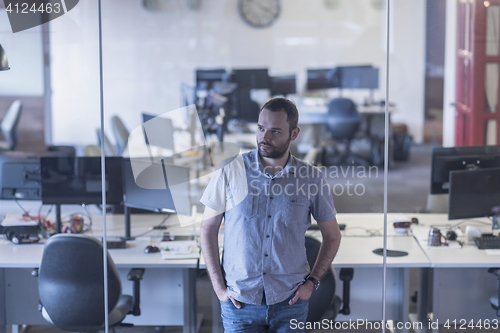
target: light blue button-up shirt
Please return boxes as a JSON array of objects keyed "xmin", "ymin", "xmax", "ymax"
[{"xmin": 201, "ymin": 149, "xmax": 336, "ymax": 305}]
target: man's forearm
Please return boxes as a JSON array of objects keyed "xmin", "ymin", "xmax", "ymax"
[
  {"xmin": 310, "ymin": 219, "xmax": 342, "ymax": 280},
  {"xmin": 200, "ymin": 218, "xmax": 227, "ymax": 296},
  {"xmin": 310, "ymin": 234, "xmax": 341, "ymax": 280}
]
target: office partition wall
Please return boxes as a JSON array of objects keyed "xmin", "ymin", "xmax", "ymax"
[{"xmin": 3, "ymin": 0, "xmax": 492, "ymax": 332}]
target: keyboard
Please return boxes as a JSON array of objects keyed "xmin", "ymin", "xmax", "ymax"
[{"xmin": 475, "ymin": 236, "xmax": 500, "ymax": 249}]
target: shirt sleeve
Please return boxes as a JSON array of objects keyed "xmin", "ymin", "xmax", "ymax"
[
  {"xmin": 311, "ymin": 175, "xmax": 336, "ymax": 223},
  {"xmin": 200, "ymin": 167, "xmax": 227, "ymax": 213}
]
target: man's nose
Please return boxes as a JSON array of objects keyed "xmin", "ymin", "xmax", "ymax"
[{"xmin": 262, "ymin": 130, "xmax": 272, "ymax": 141}]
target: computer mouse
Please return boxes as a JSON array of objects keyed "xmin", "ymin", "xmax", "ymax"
[
  {"xmin": 144, "ymin": 245, "xmax": 160, "ymax": 253},
  {"xmin": 446, "ymin": 230, "xmax": 458, "ymax": 241}
]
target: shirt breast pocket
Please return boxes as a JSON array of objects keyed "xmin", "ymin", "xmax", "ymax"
[
  {"xmin": 245, "ymin": 190, "xmax": 260, "ymax": 218},
  {"xmin": 283, "ymin": 196, "xmax": 309, "ymax": 224}
]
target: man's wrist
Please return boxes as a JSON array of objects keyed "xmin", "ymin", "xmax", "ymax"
[{"xmin": 305, "ymin": 274, "xmax": 320, "ymax": 290}]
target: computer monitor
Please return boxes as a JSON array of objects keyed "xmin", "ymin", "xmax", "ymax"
[
  {"xmin": 306, "ymin": 68, "xmax": 339, "ymax": 90},
  {"xmin": 430, "ymin": 145, "xmax": 500, "ymax": 194},
  {"xmin": 448, "ymin": 167, "xmax": 500, "ymax": 220},
  {"xmin": 0, "ymin": 151, "xmax": 71, "ymax": 200},
  {"xmin": 270, "ymin": 74, "xmax": 296, "ymax": 96},
  {"xmin": 122, "ymin": 158, "xmax": 190, "ymax": 215},
  {"xmin": 231, "ymin": 68, "xmax": 271, "ymax": 89},
  {"xmin": 338, "ymin": 65, "xmax": 379, "ymax": 89},
  {"xmin": 195, "ymin": 68, "xmax": 227, "ymax": 90},
  {"xmin": 40, "ymin": 157, "xmax": 123, "ymax": 205}
]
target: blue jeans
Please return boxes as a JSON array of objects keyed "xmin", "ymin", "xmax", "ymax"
[{"xmin": 220, "ymin": 293, "xmax": 309, "ymax": 333}]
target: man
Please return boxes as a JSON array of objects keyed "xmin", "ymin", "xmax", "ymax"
[{"xmin": 200, "ymin": 97, "xmax": 341, "ymax": 332}]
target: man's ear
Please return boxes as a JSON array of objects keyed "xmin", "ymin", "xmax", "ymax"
[{"xmin": 291, "ymin": 127, "xmax": 300, "ymax": 141}]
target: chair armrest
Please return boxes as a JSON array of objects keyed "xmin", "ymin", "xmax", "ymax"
[
  {"xmin": 127, "ymin": 268, "xmax": 145, "ymax": 281},
  {"xmin": 127, "ymin": 268, "xmax": 145, "ymax": 316},
  {"xmin": 488, "ymin": 268, "xmax": 500, "ymax": 279}
]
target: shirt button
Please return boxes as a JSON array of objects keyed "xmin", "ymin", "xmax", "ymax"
[
  {"xmin": 268, "ymin": 215, "xmax": 271, "ymax": 218},
  {"xmin": 265, "ymin": 254, "xmax": 269, "ymax": 257},
  {"xmin": 266, "ymin": 235, "xmax": 270, "ymax": 238},
  {"xmin": 263, "ymin": 272, "xmax": 267, "ymax": 275},
  {"xmin": 270, "ymin": 197, "xmax": 273, "ymax": 200}
]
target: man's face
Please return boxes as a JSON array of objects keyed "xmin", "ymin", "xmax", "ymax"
[{"xmin": 257, "ymin": 108, "xmax": 299, "ymax": 159}]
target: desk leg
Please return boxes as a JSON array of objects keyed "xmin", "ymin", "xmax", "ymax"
[
  {"xmin": 398, "ymin": 268, "xmax": 411, "ymax": 333},
  {"xmin": 0, "ymin": 269, "xmax": 5, "ymax": 329},
  {"xmin": 417, "ymin": 268, "xmax": 431, "ymax": 333},
  {"xmin": 183, "ymin": 269, "xmax": 197, "ymax": 333}
]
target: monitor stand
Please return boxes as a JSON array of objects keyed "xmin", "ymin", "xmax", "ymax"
[
  {"xmin": 124, "ymin": 205, "xmax": 134, "ymax": 240},
  {"xmin": 55, "ymin": 204, "xmax": 62, "ymax": 233}
]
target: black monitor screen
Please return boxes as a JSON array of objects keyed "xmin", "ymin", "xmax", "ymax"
[
  {"xmin": 306, "ymin": 68, "xmax": 339, "ymax": 90},
  {"xmin": 448, "ymin": 167, "xmax": 500, "ymax": 220},
  {"xmin": 270, "ymin": 75, "xmax": 296, "ymax": 96},
  {"xmin": 122, "ymin": 158, "xmax": 191, "ymax": 215},
  {"xmin": 231, "ymin": 68, "xmax": 270, "ymax": 89},
  {"xmin": 40, "ymin": 157, "xmax": 123, "ymax": 205},
  {"xmin": 430, "ymin": 145, "xmax": 500, "ymax": 194},
  {"xmin": 196, "ymin": 68, "xmax": 227, "ymax": 90},
  {"xmin": 339, "ymin": 66, "xmax": 379, "ymax": 89}
]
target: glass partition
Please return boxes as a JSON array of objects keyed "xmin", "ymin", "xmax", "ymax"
[{"xmin": 9, "ymin": 0, "xmax": 494, "ymax": 332}]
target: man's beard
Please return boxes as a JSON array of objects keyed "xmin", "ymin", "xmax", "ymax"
[{"xmin": 258, "ymin": 137, "xmax": 291, "ymax": 159}]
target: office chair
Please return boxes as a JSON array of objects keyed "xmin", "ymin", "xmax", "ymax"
[
  {"xmin": 111, "ymin": 115, "xmax": 130, "ymax": 156},
  {"xmin": 324, "ymin": 98, "xmax": 368, "ymax": 166},
  {"xmin": 488, "ymin": 268, "xmax": 500, "ymax": 317},
  {"xmin": 36, "ymin": 234, "xmax": 144, "ymax": 332},
  {"xmin": 0, "ymin": 100, "xmax": 22, "ymax": 151},
  {"xmin": 305, "ymin": 236, "xmax": 353, "ymax": 323},
  {"xmin": 96, "ymin": 129, "xmax": 118, "ymax": 156}
]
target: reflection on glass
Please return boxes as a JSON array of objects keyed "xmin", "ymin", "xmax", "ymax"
[
  {"xmin": 486, "ymin": 6, "xmax": 500, "ymax": 56},
  {"xmin": 485, "ymin": 63, "xmax": 498, "ymax": 112},
  {"xmin": 462, "ymin": 58, "xmax": 469, "ymax": 105},
  {"xmin": 486, "ymin": 119, "xmax": 498, "ymax": 145}
]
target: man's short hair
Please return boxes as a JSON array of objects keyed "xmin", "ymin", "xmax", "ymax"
[{"xmin": 260, "ymin": 98, "xmax": 299, "ymax": 133}]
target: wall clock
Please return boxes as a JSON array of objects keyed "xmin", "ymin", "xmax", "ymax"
[{"xmin": 238, "ymin": 0, "xmax": 281, "ymax": 28}]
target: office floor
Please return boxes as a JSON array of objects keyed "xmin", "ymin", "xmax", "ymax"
[{"xmin": 2, "ymin": 144, "xmax": 468, "ymax": 333}]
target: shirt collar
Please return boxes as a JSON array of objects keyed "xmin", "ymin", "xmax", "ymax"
[{"xmin": 252, "ymin": 148, "xmax": 296, "ymax": 177}]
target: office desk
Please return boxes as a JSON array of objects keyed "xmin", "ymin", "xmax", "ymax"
[
  {"xmin": 210, "ymin": 213, "xmax": 430, "ymax": 333},
  {"xmin": 311, "ymin": 232, "xmax": 430, "ymax": 328},
  {"xmin": 0, "ymin": 213, "xmax": 202, "ymax": 333},
  {"xmin": 410, "ymin": 220, "xmax": 500, "ymax": 331}
]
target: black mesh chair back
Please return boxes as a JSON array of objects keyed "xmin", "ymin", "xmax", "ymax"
[
  {"xmin": 38, "ymin": 234, "xmax": 122, "ymax": 332},
  {"xmin": 326, "ymin": 97, "xmax": 361, "ymax": 141},
  {"xmin": 305, "ymin": 236, "xmax": 337, "ymax": 323},
  {"xmin": 0, "ymin": 100, "xmax": 22, "ymax": 150}
]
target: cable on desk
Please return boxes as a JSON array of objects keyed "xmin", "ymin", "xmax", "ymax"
[{"xmin": 14, "ymin": 199, "xmax": 39, "ymax": 222}]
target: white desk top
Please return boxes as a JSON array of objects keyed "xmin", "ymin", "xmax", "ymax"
[
  {"xmin": 412, "ymin": 224, "xmax": 500, "ymax": 268},
  {"xmin": 2, "ymin": 212, "xmax": 495, "ymax": 269},
  {"xmin": 0, "ymin": 213, "xmax": 201, "ymax": 269}
]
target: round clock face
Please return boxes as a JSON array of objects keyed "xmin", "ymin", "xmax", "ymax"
[{"xmin": 238, "ymin": 0, "xmax": 281, "ymax": 28}]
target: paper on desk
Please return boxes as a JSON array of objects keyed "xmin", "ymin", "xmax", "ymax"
[
  {"xmin": 159, "ymin": 240, "xmax": 199, "ymax": 260},
  {"xmin": 485, "ymin": 249, "xmax": 500, "ymax": 255},
  {"xmin": 0, "ymin": 214, "xmax": 38, "ymax": 226}
]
